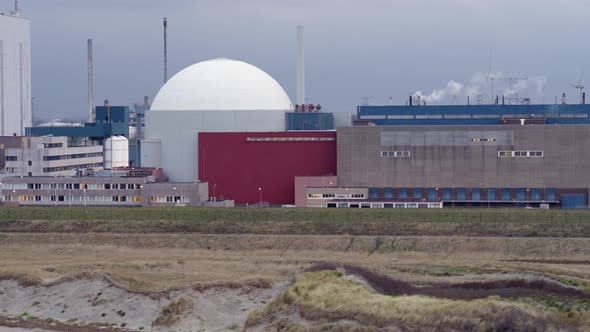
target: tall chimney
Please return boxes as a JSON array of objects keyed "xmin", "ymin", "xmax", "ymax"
[
  {"xmin": 296, "ymin": 25, "xmax": 305, "ymax": 106},
  {"xmin": 163, "ymin": 17, "xmax": 168, "ymax": 83},
  {"xmin": 87, "ymin": 39, "xmax": 94, "ymax": 123},
  {"xmin": 583, "ymin": 92, "xmax": 586, "ymax": 105},
  {"xmin": 14, "ymin": 0, "xmax": 21, "ymax": 16}
]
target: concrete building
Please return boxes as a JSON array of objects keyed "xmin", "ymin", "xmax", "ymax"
[
  {"xmin": 2, "ymin": 168, "xmax": 208, "ymax": 207},
  {"xmin": 336, "ymin": 124, "xmax": 590, "ymax": 208},
  {"xmin": 4, "ymin": 136, "xmax": 103, "ymax": 176},
  {"xmin": 143, "ymin": 58, "xmax": 292, "ymax": 182},
  {"xmin": 0, "ymin": 11, "xmax": 32, "ymax": 135}
]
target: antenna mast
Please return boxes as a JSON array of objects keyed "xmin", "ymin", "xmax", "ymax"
[{"xmin": 163, "ymin": 17, "xmax": 168, "ymax": 83}]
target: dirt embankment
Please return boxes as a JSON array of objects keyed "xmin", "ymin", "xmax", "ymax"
[
  {"xmin": 1, "ymin": 219, "xmax": 589, "ymax": 237},
  {"xmin": 1, "ymin": 232, "xmax": 590, "ymax": 258},
  {"xmin": 0, "ymin": 275, "xmax": 286, "ymax": 332}
]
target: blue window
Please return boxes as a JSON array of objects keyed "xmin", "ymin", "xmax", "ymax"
[
  {"xmin": 471, "ymin": 188, "xmax": 480, "ymax": 201},
  {"xmin": 412, "ymin": 188, "xmax": 422, "ymax": 200},
  {"xmin": 516, "ymin": 188, "xmax": 525, "ymax": 201},
  {"xmin": 384, "ymin": 188, "xmax": 394, "ymax": 199},
  {"xmin": 501, "ymin": 188, "xmax": 511, "ymax": 201},
  {"xmin": 546, "ymin": 189, "xmax": 556, "ymax": 201},
  {"xmin": 487, "ymin": 188, "xmax": 496, "ymax": 201},
  {"xmin": 442, "ymin": 188, "xmax": 452, "ymax": 201},
  {"xmin": 456, "ymin": 188, "xmax": 466, "ymax": 201},
  {"xmin": 427, "ymin": 188, "xmax": 437, "ymax": 201},
  {"xmin": 531, "ymin": 189, "xmax": 541, "ymax": 201},
  {"xmin": 398, "ymin": 188, "xmax": 408, "ymax": 200},
  {"xmin": 369, "ymin": 188, "xmax": 379, "ymax": 199}
]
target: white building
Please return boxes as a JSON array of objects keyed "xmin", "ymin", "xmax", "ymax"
[
  {"xmin": 0, "ymin": 10, "xmax": 32, "ymax": 135},
  {"xmin": 142, "ymin": 58, "xmax": 292, "ymax": 182},
  {"xmin": 5, "ymin": 136, "xmax": 103, "ymax": 176}
]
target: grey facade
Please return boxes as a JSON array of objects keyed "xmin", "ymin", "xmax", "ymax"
[{"xmin": 337, "ymin": 125, "xmax": 590, "ymax": 207}]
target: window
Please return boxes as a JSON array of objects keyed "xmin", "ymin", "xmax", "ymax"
[
  {"xmin": 498, "ymin": 150, "xmax": 543, "ymax": 158},
  {"xmin": 380, "ymin": 151, "xmax": 410, "ymax": 158},
  {"xmin": 28, "ymin": 161, "xmax": 32, "ymax": 166},
  {"xmin": 5, "ymin": 156, "xmax": 17, "ymax": 161}
]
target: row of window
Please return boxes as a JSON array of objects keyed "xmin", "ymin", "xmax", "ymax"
[
  {"xmin": 43, "ymin": 143, "xmax": 64, "ymax": 148},
  {"xmin": 498, "ymin": 150, "xmax": 543, "ymax": 157},
  {"xmin": 43, "ymin": 152, "xmax": 103, "ymax": 161},
  {"xmin": 307, "ymin": 193, "xmax": 365, "ymax": 199},
  {"xmin": 365, "ymin": 113, "xmax": 589, "ymax": 120},
  {"xmin": 4, "ymin": 183, "xmax": 144, "ymax": 190},
  {"xmin": 5, "ymin": 156, "xmax": 17, "ymax": 161},
  {"xmin": 149, "ymin": 195, "xmax": 190, "ymax": 203},
  {"xmin": 366, "ymin": 187, "xmax": 556, "ymax": 202},
  {"xmin": 325, "ymin": 202, "xmax": 442, "ymax": 209},
  {"xmin": 43, "ymin": 163, "xmax": 103, "ymax": 173},
  {"xmin": 5, "ymin": 195, "xmax": 141, "ymax": 203},
  {"xmin": 378, "ymin": 150, "xmax": 543, "ymax": 158},
  {"xmin": 380, "ymin": 151, "xmax": 411, "ymax": 158}
]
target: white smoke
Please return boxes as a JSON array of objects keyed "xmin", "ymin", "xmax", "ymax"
[
  {"xmin": 413, "ymin": 80, "xmax": 464, "ymax": 103},
  {"xmin": 412, "ymin": 71, "xmax": 547, "ymax": 104}
]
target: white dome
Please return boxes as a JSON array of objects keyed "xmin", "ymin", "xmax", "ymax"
[{"xmin": 151, "ymin": 58, "xmax": 292, "ymax": 111}]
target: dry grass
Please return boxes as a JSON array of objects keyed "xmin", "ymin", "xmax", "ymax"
[
  {"xmin": 153, "ymin": 297, "xmax": 193, "ymax": 326},
  {"xmin": 247, "ymin": 271, "xmax": 590, "ymax": 331},
  {"xmin": 0, "ymin": 233, "xmax": 589, "ymax": 293}
]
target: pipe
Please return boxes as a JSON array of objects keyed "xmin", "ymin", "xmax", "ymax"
[
  {"xmin": 296, "ymin": 25, "xmax": 305, "ymax": 106},
  {"xmin": 87, "ymin": 39, "xmax": 93, "ymax": 123},
  {"xmin": 163, "ymin": 18, "xmax": 168, "ymax": 83}
]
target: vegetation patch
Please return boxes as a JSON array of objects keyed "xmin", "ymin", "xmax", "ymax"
[
  {"xmin": 247, "ymin": 270, "xmax": 587, "ymax": 331},
  {"xmin": 153, "ymin": 297, "xmax": 193, "ymax": 326}
]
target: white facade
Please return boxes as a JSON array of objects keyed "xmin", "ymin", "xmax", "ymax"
[
  {"xmin": 144, "ymin": 59, "xmax": 291, "ymax": 182},
  {"xmin": 0, "ymin": 13, "xmax": 31, "ymax": 135},
  {"xmin": 4, "ymin": 136, "xmax": 103, "ymax": 176},
  {"xmin": 104, "ymin": 135, "xmax": 129, "ymax": 169}
]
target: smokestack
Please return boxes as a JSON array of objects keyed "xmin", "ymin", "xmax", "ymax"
[
  {"xmin": 467, "ymin": 96, "xmax": 470, "ymax": 105},
  {"xmin": 163, "ymin": 18, "xmax": 168, "ymax": 83},
  {"xmin": 409, "ymin": 95, "xmax": 413, "ymax": 106},
  {"xmin": 562, "ymin": 93, "xmax": 566, "ymax": 105},
  {"xmin": 13, "ymin": 0, "xmax": 21, "ymax": 16},
  {"xmin": 583, "ymin": 92, "xmax": 586, "ymax": 105},
  {"xmin": 296, "ymin": 25, "xmax": 305, "ymax": 106},
  {"xmin": 87, "ymin": 39, "xmax": 94, "ymax": 123}
]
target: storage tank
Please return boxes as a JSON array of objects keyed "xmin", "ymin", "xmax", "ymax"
[{"xmin": 104, "ymin": 136, "xmax": 129, "ymax": 169}]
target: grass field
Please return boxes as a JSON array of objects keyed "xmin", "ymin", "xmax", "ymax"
[
  {"xmin": 0, "ymin": 206, "xmax": 590, "ymax": 223},
  {"xmin": 0, "ymin": 206, "xmax": 589, "ymax": 237}
]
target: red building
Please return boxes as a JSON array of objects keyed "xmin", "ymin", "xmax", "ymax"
[{"xmin": 198, "ymin": 132, "xmax": 337, "ymax": 204}]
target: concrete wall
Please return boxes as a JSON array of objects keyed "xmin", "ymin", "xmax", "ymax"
[
  {"xmin": 337, "ymin": 125, "xmax": 590, "ymax": 189},
  {"xmin": 0, "ymin": 14, "xmax": 31, "ymax": 135},
  {"xmin": 144, "ymin": 110, "xmax": 285, "ymax": 182},
  {"xmin": 294, "ymin": 175, "xmax": 337, "ymax": 207}
]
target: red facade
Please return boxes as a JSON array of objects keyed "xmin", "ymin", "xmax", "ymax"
[{"xmin": 198, "ymin": 132, "xmax": 337, "ymax": 205}]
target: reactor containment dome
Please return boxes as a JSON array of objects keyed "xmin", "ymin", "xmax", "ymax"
[{"xmin": 151, "ymin": 58, "xmax": 292, "ymax": 111}]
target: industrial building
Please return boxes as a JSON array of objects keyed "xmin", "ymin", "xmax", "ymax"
[
  {"xmin": 198, "ymin": 131, "xmax": 336, "ymax": 204},
  {"xmin": 2, "ymin": 167, "xmax": 208, "ymax": 207},
  {"xmin": 0, "ymin": 7, "xmax": 32, "ymax": 136},
  {"xmin": 4, "ymin": 136, "xmax": 103, "ymax": 176}
]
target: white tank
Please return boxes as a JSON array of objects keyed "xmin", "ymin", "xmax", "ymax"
[{"xmin": 104, "ymin": 136, "xmax": 129, "ymax": 169}]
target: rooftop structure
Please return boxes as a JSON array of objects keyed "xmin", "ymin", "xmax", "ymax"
[{"xmin": 357, "ymin": 104, "xmax": 590, "ymax": 126}]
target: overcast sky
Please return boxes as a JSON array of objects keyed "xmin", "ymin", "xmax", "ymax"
[{"xmin": 5, "ymin": 0, "xmax": 590, "ymax": 120}]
